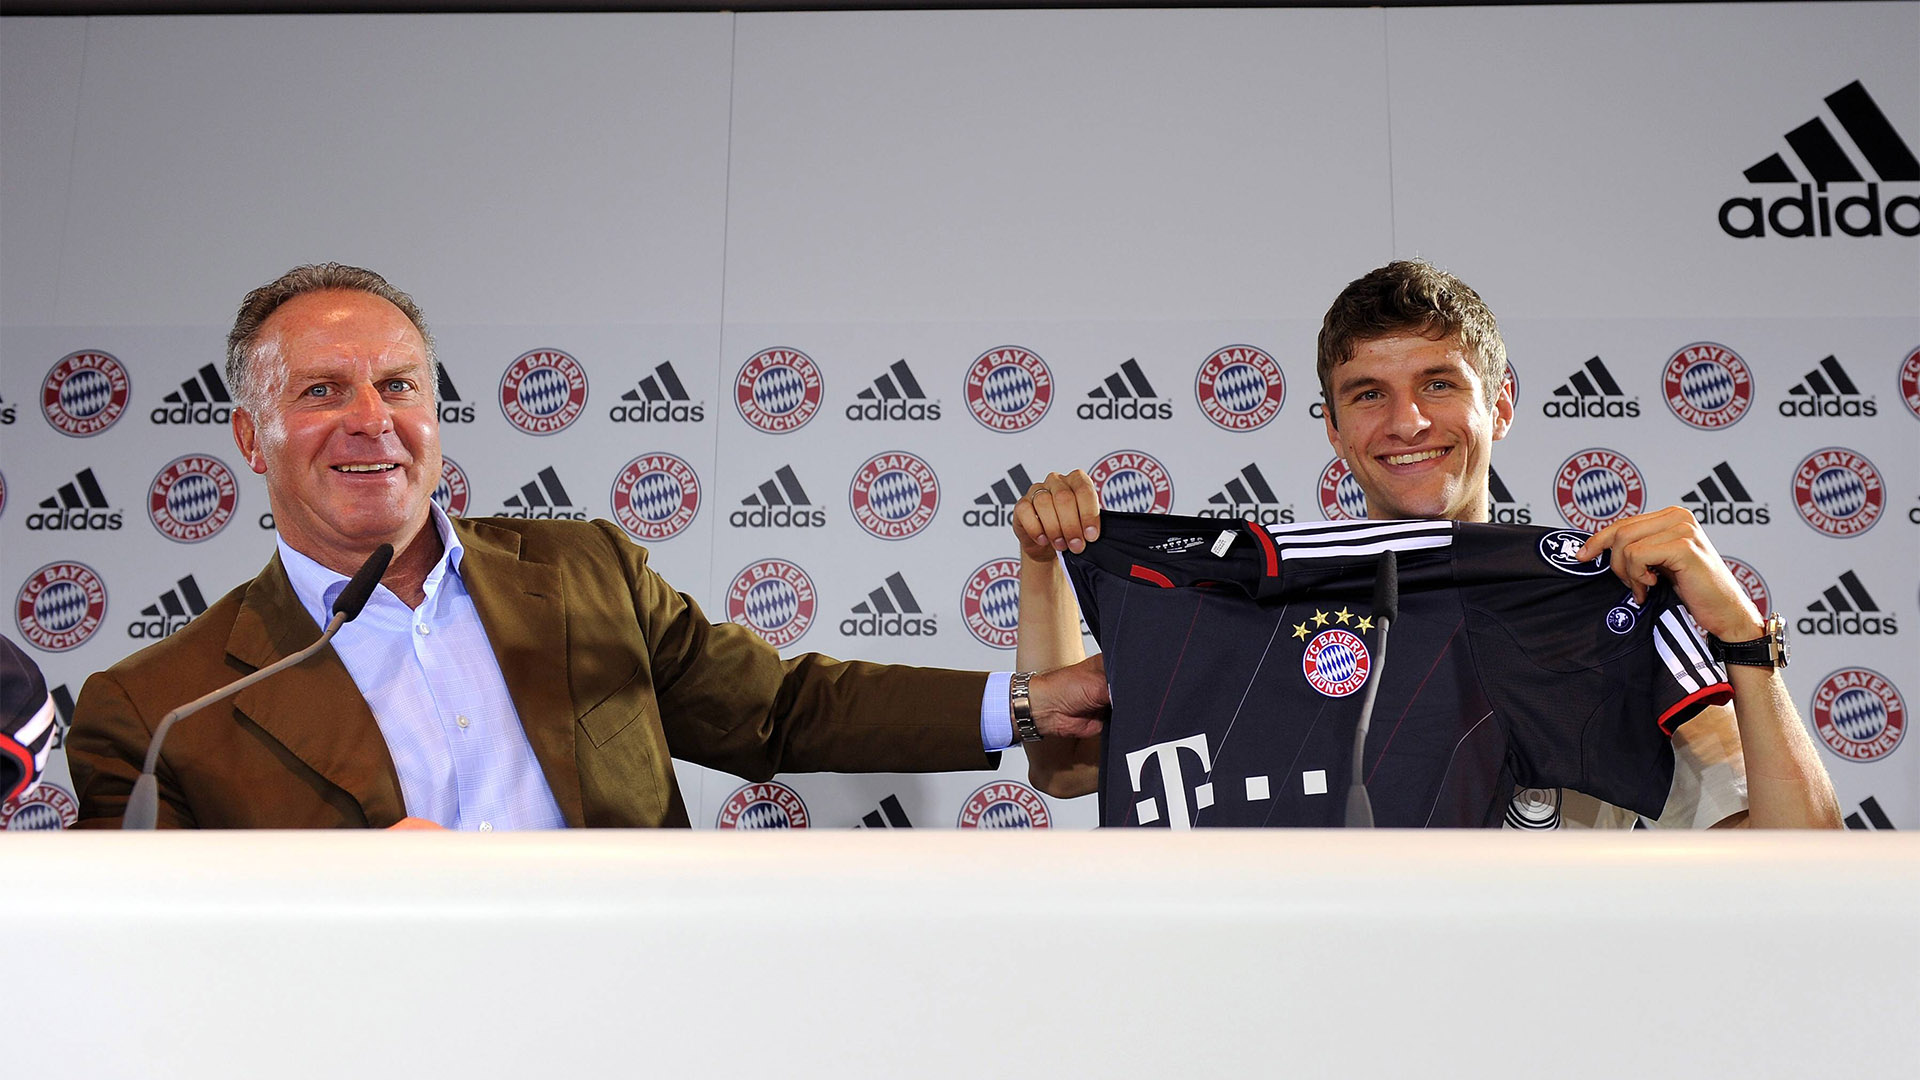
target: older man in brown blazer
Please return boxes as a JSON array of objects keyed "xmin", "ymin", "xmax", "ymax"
[{"xmin": 68, "ymin": 264, "xmax": 1107, "ymax": 829}]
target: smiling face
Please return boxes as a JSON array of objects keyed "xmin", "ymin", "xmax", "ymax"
[
  {"xmin": 1322, "ymin": 332, "xmax": 1513, "ymax": 523},
  {"xmin": 232, "ymin": 289, "xmax": 441, "ymax": 572}
]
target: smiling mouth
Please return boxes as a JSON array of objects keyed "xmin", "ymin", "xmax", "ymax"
[
  {"xmin": 1382, "ymin": 448, "xmax": 1450, "ymax": 466},
  {"xmin": 333, "ymin": 463, "xmax": 399, "ymax": 473}
]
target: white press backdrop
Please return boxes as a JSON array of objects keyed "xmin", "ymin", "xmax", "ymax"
[{"xmin": 1, "ymin": 3, "xmax": 1914, "ymax": 831}]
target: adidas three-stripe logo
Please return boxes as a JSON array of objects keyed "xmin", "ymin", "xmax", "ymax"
[
  {"xmin": 27, "ymin": 468, "xmax": 122, "ymax": 531},
  {"xmin": 1543, "ymin": 357, "xmax": 1639, "ymax": 418},
  {"xmin": 611, "ymin": 362, "xmax": 704, "ymax": 423},
  {"xmin": 857, "ymin": 794, "xmax": 913, "ymax": 829},
  {"xmin": 964, "ymin": 465, "xmax": 1035, "ymax": 528},
  {"xmin": 1745, "ymin": 81, "xmax": 1918, "ymax": 185},
  {"xmin": 129, "ymin": 575, "xmax": 209, "ymax": 638},
  {"xmin": 1079, "ymin": 359, "xmax": 1172, "ymax": 420},
  {"xmin": 1800, "ymin": 570, "xmax": 1897, "ymax": 636},
  {"xmin": 1199, "ymin": 464, "xmax": 1294, "ymax": 526},
  {"xmin": 842, "ymin": 572, "xmax": 937, "ymax": 636},
  {"xmin": 499, "ymin": 467, "xmax": 587, "ymax": 519},
  {"xmin": 1682, "ymin": 462, "xmax": 1769, "ymax": 525},
  {"xmin": 852, "ymin": 573, "xmax": 923, "ymax": 616},
  {"xmin": 151, "ymin": 364, "xmax": 233, "ymax": 424},
  {"xmin": 1780, "ymin": 355, "xmax": 1877, "ymax": 417},
  {"xmin": 1722, "ymin": 80, "xmax": 1919, "ymax": 238},
  {"xmin": 1485, "ymin": 468, "xmax": 1532, "ymax": 524},
  {"xmin": 1844, "ymin": 797, "xmax": 1895, "ymax": 831},
  {"xmin": 38, "ymin": 468, "xmax": 110, "ymax": 511},
  {"xmin": 848, "ymin": 360, "xmax": 939, "ymax": 421},
  {"xmin": 732, "ymin": 466, "xmax": 825, "ymax": 528}
]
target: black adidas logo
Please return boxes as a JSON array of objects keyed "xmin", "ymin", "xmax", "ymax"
[
  {"xmin": 151, "ymin": 364, "xmax": 234, "ymax": 425},
  {"xmin": 1799, "ymin": 570, "xmax": 1897, "ymax": 636},
  {"xmin": 1844, "ymin": 796, "xmax": 1895, "ymax": 831},
  {"xmin": 841, "ymin": 572, "xmax": 937, "ymax": 637},
  {"xmin": 856, "ymin": 794, "xmax": 913, "ymax": 829},
  {"xmin": 1721, "ymin": 80, "xmax": 1920, "ymax": 238},
  {"xmin": 965, "ymin": 464, "xmax": 1035, "ymax": 528},
  {"xmin": 28, "ymin": 468, "xmax": 122, "ymax": 531},
  {"xmin": 1486, "ymin": 467, "xmax": 1532, "ymax": 525},
  {"xmin": 1197, "ymin": 463, "xmax": 1295, "ymax": 525},
  {"xmin": 1779, "ymin": 355, "xmax": 1877, "ymax": 417},
  {"xmin": 1543, "ymin": 357, "xmax": 1639, "ymax": 419},
  {"xmin": 610, "ymin": 362, "xmax": 704, "ymax": 423},
  {"xmin": 128, "ymin": 575, "xmax": 210, "ymax": 639},
  {"xmin": 731, "ymin": 465, "xmax": 825, "ymax": 528},
  {"xmin": 498, "ymin": 467, "xmax": 586, "ymax": 520},
  {"xmin": 1681, "ymin": 462, "xmax": 1769, "ymax": 526},
  {"xmin": 1078, "ymin": 358, "xmax": 1171, "ymax": 421},
  {"xmin": 435, "ymin": 368, "xmax": 476, "ymax": 423},
  {"xmin": 846, "ymin": 359, "xmax": 939, "ymax": 421}
]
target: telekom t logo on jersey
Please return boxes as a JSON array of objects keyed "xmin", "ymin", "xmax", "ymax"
[{"xmin": 1125, "ymin": 734, "xmax": 1214, "ymax": 828}]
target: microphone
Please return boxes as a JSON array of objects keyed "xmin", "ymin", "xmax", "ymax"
[
  {"xmin": 122, "ymin": 543, "xmax": 393, "ymax": 829},
  {"xmin": 1345, "ymin": 550, "xmax": 1398, "ymax": 828}
]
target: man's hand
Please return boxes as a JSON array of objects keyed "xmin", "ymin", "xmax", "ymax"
[
  {"xmin": 1013, "ymin": 470, "xmax": 1102, "ymax": 561},
  {"xmin": 1576, "ymin": 506, "xmax": 1764, "ymax": 642},
  {"xmin": 1026, "ymin": 654, "xmax": 1110, "ymax": 740}
]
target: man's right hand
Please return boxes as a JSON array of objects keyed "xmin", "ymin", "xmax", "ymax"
[{"xmin": 1012, "ymin": 469, "xmax": 1103, "ymax": 560}]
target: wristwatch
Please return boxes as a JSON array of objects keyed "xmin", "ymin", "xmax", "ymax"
[
  {"xmin": 1010, "ymin": 671, "xmax": 1041, "ymax": 743},
  {"xmin": 1707, "ymin": 612, "xmax": 1790, "ymax": 670}
]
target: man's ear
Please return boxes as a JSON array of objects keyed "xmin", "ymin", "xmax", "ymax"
[
  {"xmin": 1490, "ymin": 374, "xmax": 1514, "ymax": 443},
  {"xmin": 1322, "ymin": 399, "xmax": 1341, "ymax": 450},
  {"xmin": 233, "ymin": 407, "xmax": 267, "ymax": 474}
]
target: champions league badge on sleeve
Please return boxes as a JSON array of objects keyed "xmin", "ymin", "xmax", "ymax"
[
  {"xmin": 726, "ymin": 559, "xmax": 816, "ymax": 648},
  {"xmin": 41, "ymin": 351, "xmax": 131, "ymax": 437},
  {"xmin": 1318, "ymin": 458, "xmax": 1368, "ymax": 521},
  {"xmin": 16, "ymin": 562, "xmax": 107, "ymax": 653},
  {"xmin": 957, "ymin": 780, "xmax": 1052, "ymax": 828},
  {"xmin": 716, "ymin": 781, "xmax": 810, "ymax": 829},
  {"xmin": 848, "ymin": 451, "xmax": 939, "ymax": 540},
  {"xmin": 1089, "ymin": 450, "xmax": 1174, "ymax": 515},
  {"xmin": 1, "ymin": 781, "xmax": 79, "ymax": 830},
  {"xmin": 964, "ymin": 346, "xmax": 1052, "ymax": 432},
  {"xmin": 498, "ymin": 348, "xmax": 588, "ymax": 435},
  {"xmin": 1194, "ymin": 345, "xmax": 1285, "ymax": 431},
  {"xmin": 961, "ymin": 558, "xmax": 1021, "ymax": 649},
  {"xmin": 1555, "ymin": 449, "xmax": 1646, "ymax": 532},
  {"xmin": 1811, "ymin": 668, "xmax": 1906, "ymax": 763},
  {"xmin": 610, "ymin": 452, "xmax": 701, "ymax": 542},
  {"xmin": 147, "ymin": 455, "xmax": 238, "ymax": 543},
  {"xmin": 433, "ymin": 456, "xmax": 471, "ymax": 516},
  {"xmin": 1792, "ymin": 448, "xmax": 1884, "ymax": 537},
  {"xmin": 1538, "ymin": 529, "xmax": 1609, "ymax": 575},
  {"xmin": 735, "ymin": 347, "xmax": 823, "ymax": 434},
  {"xmin": 1663, "ymin": 343, "xmax": 1753, "ymax": 430}
]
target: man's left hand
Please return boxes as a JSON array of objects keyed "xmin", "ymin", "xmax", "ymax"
[
  {"xmin": 1027, "ymin": 654, "xmax": 1110, "ymax": 740},
  {"xmin": 1577, "ymin": 506, "xmax": 1763, "ymax": 641}
]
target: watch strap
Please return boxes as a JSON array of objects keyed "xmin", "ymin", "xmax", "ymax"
[{"xmin": 1011, "ymin": 671, "xmax": 1041, "ymax": 743}]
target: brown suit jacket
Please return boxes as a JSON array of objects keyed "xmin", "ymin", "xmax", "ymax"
[{"xmin": 68, "ymin": 517, "xmax": 993, "ymax": 828}]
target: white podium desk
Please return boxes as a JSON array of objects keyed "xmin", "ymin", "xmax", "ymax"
[{"xmin": 7, "ymin": 830, "xmax": 1916, "ymax": 1079}]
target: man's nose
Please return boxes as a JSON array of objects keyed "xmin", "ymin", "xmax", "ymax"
[
  {"xmin": 340, "ymin": 383, "xmax": 394, "ymax": 434},
  {"xmin": 1384, "ymin": 394, "xmax": 1431, "ymax": 436}
]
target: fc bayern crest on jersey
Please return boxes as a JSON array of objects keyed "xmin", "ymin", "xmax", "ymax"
[
  {"xmin": 735, "ymin": 347, "xmax": 824, "ymax": 434},
  {"xmin": 611, "ymin": 452, "xmax": 701, "ymax": 542},
  {"xmin": 964, "ymin": 346, "xmax": 1052, "ymax": 432},
  {"xmin": 433, "ymin": 456, "xmax": 471, "ymax": 517},
  {"xmin": 716, "ymin": 781, "xmax": 811, "ymax": 829},
  {"xmin": 1, "ymin": 782, "xmax": 79, "ymax": 830},
  {"xmin": 957, "ymin": 780, "xmax": 1052, "ymax": 828},
  {"xmin": 16, "ymin": 561, "xmax": 107, "ymax": 653},
  {"xmin": 1811, "ymin": 668, "xmax": 1906, "ymax": 763},
  {"xmin": 42, "ymin": 351, "xmax": 131, "ymax": 437},
  {"xmin": 1792, "ymin": 447, "xmax": 1884, "ymax": 538},
  {"xmin": 1663, "ymin": 343, "xmax": 1753, "ymax": 430},
  {"xmin": 498, "ymin": 348, "xmax": 588, "ymax": 435},
  {"xmin": 849, "ymin": 451, "xmax": 939, "ymax": 540},
  {"xmin": 1901, "ymin": 347, "xmax": 1920, "ymax": 420},
  {"xmin": 1302, "ymin": 628, "xmax": 1370, "ymax": 697},
  {"xmin": 1554, "ymin": 448, "xmax": 1645, "ymax": 531},
  {"xmin": 726, "ymin": 559, "xmax": 816, "ymax": 648},
  {"xmin": 1194, "ymin": 345, "xmax": 1284, "ymax": 431},
  {"xmin": 1538, "ymin": 529, "xmax": 1609, "ymax": 575},
  {"xmin": 1318, "ymin": 458, "xmax": 1368, "ymax": 521},
  {"xmin": 147, "ymin": 454, "xmax": 238, "ymax": 543},
  {"xmin": 962, "ymin": 558, "xmax": 1021, "ymax": 649},
  {"xmin": 1723, "ymin": 557, "xmax": 1770, "ymax": 615},
  {"xmin": 1089, "ymin": 450, "xmax": 1174, "ymax": 515}
]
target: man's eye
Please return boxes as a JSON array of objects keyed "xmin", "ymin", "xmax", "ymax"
[
  {"xmin": 386, "ymin": 380, "xmax": 414, "ymax": 393},
  {"xmin": 303, "ymin": 384, "xmax": 331, "ymax": 397}
]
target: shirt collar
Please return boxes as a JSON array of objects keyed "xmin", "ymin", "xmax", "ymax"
[{"xmin": 277, "ymin": 503, "xmax": 464, "ymax": 630}]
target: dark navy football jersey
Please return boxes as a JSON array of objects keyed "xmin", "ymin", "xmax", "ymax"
[{"xmin": 1064, "ymin": 514, "xmax": 1732, "ymax": 829}]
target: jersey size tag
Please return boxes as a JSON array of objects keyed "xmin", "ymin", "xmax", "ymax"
[{"xmin": 1210, "ymin": 530, "xmax": 1237, "ymax": 557}]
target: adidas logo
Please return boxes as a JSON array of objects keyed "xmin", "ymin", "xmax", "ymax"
[
  {"xmin": 1197, "ymin": 463, "xmax": 1295, "ymax": 525},
  {"xmin": 1844, "ymin": 796, "xmax": 1895, "ymax": 831},
  {"xmin": 964, "ymin": 464, "xmax": 1035, "ymax": 528},
  {"xmin": 28, "ymin": 468, "xmax": 122, "ymax": 531},
  {"xmin": 1681, "ymin": 462, "xmax": 1770, "ymax": 525},
  {"xmin": 846, "ymin": 360, "xmax": 939, "ymax": 421},
  {"xmin": 609, "ymin": 362, "xmax": 704, "ymax": 423},
  {"xmin": 731, "ymin": 465, "xmax": 825, "ymax": 528},
  {"xmin": 434, "ymin": 368, "xmax": 476, "ymax": 423},
  {"xmin": 1799, "ymin": 570, "xmax": 1898, "ymax": 636},
  {"xmin": 128, "ymin": 574, "xmax": 209, "ymax": 639},
  {"xmin": 840, "ymin": 572, "xmax": 938, "ymax": 637},
  {"xmin": 498, "ymin": 467, "xmax": 587, "ymax": 520},
  {"xmin": 1779, "ymin": 355, "xmax": 1876, "ymax": 417},
  {"xmin": 1543, "ymin": 357, "xmax": 1639, "ymax": 418},
  {"xmin": 1486, "ymin": 467, "xmax": 1532, "ymax": 525},
  {"xmin": 1720, "ymin": 80, "xmax": 1920, "ymax": 238},
  {"xmin": 1078, "ymin": 358, "xmax": 1172, "ymax": 421},
  {"xmin": 856, "ymin": 794, "xmax": 913, "ymax": 829},
  {"xmin": 150, "ymin": 364, "xmax": 234, "ymax": 424}
]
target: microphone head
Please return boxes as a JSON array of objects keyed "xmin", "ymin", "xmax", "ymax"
[
  {"xmin": 331, "ymin": 543, "xmax": 395, "ymax": 622},
  {"xmin": 1371, "ymin": 549, "xmax": 1399, "ymax": 624}
]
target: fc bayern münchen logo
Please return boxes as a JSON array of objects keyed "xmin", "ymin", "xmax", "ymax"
[
  {"xmin": 716, "ymin": 781, "xmax": 811, "ymax": 829},
  {"xmin": 498, "ymin": 348, "xmax": 588, "ymax": 435},
  {"xmin": 735, "ymin": 347, "xmax": 823, "ymax": 434},
  {"xmin": 1318, "ymin": 458, "xmax": 1368, "ymax": 521},
  {"xmin": 1901, "ymin": 346, "xmax": 1920, "ymax": 420},
  {"xmin": 1089, "ymin": 450, "xmax": 1174, "ymax": 515},
  {"xmin": 16, "ymin": 561, "xmax": 107, "ymax": 653},
  {"xmin": 1811, "ymin": 668, "xmax": 1906, "ymax": 763},
  {"xmin": 0, "ymin": 782, "xmax": 79, "ymax": 830},
  {"xmin": 957, "ymin": 780, "xmax": 1052, "ymax": 828},
  {"xmin": 1554, "ymin": 448, "xmax": 1646, "ymax": 531},
  {"xmin": 961, "ymin": 558, "xmax": 1021, "ymax": 649},
  {"xmin": 42, "ymin": 351, "xmax": 131, "ymax": 437},
  {"xmin": 1663, "ymin": 343, "xmax": 1753, "ymax": 430},
  {"xmin": 148, "ymin": 454, "xmax": 238, "ymax": 543},
  {"xmin": 849, "ymin": 451, "xmax": 939, "ymax": 540},
  {"xmin": 1538, "ymin": 529, "xmax": 1609, "ymax": 575},
  {"xmin": 726, "ymin": 559, "xmax": 816, "ymax": 648},
  {"xmin": 433, "ymin": 456, "xmax": 471, "ymax": 517},
  {"xmin": 1303, "ymin": 628, "xmax": 1370, "ymax": 698},
  {"xmin": 611, "ymin": 452, "xmax": 701, "ymax": 542},
  {"xmin": 964, "ymin": 346, "xmax": 1052, "ymax": 432},
  {"xmin": 1791, "ymin": 447, "xmax": 1884, "ymax": 538},
  {"xmin": 1194, "ymin": 345, "xmax": 1284, "ymax": 431},
  {"xmin": 1723, "ymin": 557, "xmax": 1770, "ymax": 616}
]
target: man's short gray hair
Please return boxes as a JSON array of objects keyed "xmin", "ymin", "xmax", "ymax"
[{"xmin": 225, "ymin": 263, "xmax": 437, "ymax": 411}]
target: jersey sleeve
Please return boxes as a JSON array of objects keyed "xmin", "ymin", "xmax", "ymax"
[{"xmin": 1648, "ymin": 603, "xmax": 1734, "ymax": 735}]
